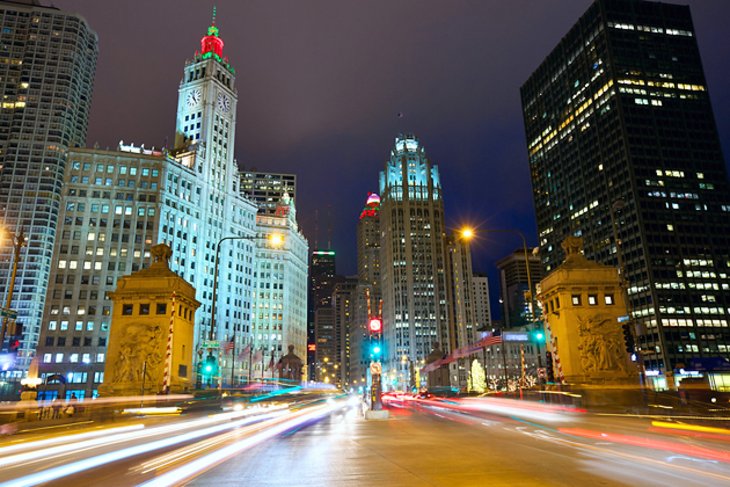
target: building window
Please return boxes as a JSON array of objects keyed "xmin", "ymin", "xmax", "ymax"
[
  {"xmin": 139, "ymin": 303, "xmax": 150, "ymax": 315},
  {"xmin": 156, "ymin": 303, "xmax": 167, "ymax": 315},
  {"xmin": 43, "ymin": 353, "xmax": 52, "ymax": 363},
  {"xmin": 122, "ymin": 304, "xmax": 133, "ymax": 315},
  {"xmin": 605, "ymin": 294, "xmax": 614, "ymax": 305},
  {"xmin": 571, "ymin": 294, "xmax": 581, "ymax": 306},
  {"xmin": 588, "ymin": 295, "xmax": 598, "ymax": 306}
]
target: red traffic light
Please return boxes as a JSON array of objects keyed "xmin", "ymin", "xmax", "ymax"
[{"xmin": 368, "ymin": 318, "xmax": 382, "ymax": 333}]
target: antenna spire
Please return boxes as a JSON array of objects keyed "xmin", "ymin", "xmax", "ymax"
[{"xmin": 212, "ymin": 5, "xmax": 217, "ymax": 25}]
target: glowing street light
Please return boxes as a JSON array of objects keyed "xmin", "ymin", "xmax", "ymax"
[{"xmin": 460, "ymin": 226, "xmax": 475, "ymax": 241}]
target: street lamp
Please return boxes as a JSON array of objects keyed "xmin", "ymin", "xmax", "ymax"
[
  {"xmin": 208, "ymin": 232, "xmax": 283, "ymax": 388},
  {"xmin": 1, "ymin": 228, "xmax": 26, "ymax": 350}
]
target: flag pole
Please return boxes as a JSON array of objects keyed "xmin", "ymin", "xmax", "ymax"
[
  {"xmin": 248, "ymin": 341, "xmax": 253, "ymax": 385},
  {"xmin": 230, "ymin": 334, "xmax": 236, "ymax": 388}
]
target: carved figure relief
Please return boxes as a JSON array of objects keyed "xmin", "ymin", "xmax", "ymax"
[
  {"xmin": 576, "ymin": 314, "xmax": 629, "ymax": 375},
  {"xmin": 112, "ymin": 323, "xmax": 164, "ymax": 384}
]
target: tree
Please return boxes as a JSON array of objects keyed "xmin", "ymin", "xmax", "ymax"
[{"xmin": 470, "ymin": 359, "xmax": 486, "ymax": 393}]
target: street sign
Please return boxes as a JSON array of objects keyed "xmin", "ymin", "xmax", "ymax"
[
  {"xmin": 201, "ymin": 340, "xmax": 220, "ymax": 349},
  {"xmin": 370, "ymin": 362, "xmax": 382, "ymax": 375},
  {"xmin": 0, "ymin": 308, "xmax": 17, "ymax": 319}
]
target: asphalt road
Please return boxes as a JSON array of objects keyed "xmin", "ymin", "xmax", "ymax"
[
  {"xmin": 2, "ymin": 396, "xmax": 730, "ymax": 486},
  {"xmin": 191, "ymin": 398, "xmax": 730, "ymax": 487}
]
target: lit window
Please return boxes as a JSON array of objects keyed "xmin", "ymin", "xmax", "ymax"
[
  {"xmin": 588, "ymin": 295, "xmax": 598, "ymax": 305},
  {"xmin": 70, "ymin": 353, "xmax": 79, "ymax": 363},
  {"xmin": 605, "ymin": 294, "xmax": 614, "ymax": 305},
  {"xmin": 572, "ymin": 295, "xmax": 581, "ymax": 306},
  {"xmin": 55, "ymin": 353, "xmax": 64, "ymax": 363},
  {"xmin": 43, "ymin": 353, "xmax": 52, "ymax": 363}
]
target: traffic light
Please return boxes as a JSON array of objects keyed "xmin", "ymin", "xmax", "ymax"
[
  {"xmin": 368, "ymin": 318, "xmax": 382, "ymax": 334},
  {"xmin": 545, "ymin": 351, "xmax": 555, "ymax": 383},
  {"xmin": 531, "ymin": 328, "xmax": 545, "ymax": 344},
  {"xmin": 202, "ymin": 353, "xmax": 218, "ymax": 377},
  {"xmin": 368, "ymin": 318, "xmax": 382, "ymax": 360},
  {"xmin": 622, "ymin": 324, "xmax": 635, "ymax": 353},
  {"xmin": 8, "ymin": 322, "xmax": 22, "ymax": 355}
]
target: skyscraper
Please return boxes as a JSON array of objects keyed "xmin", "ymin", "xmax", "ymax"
[
  {"xmin": 32, "ymin": 13, "xmax": 311, "ymax": 398},
  {"xmin": 309, "ymin": 249, "xmax": 338, "ymax": 381},
  {"xmin": 522, "ymin": 0, "xmax": 730, "ymax": 387},
  {"xmin": 445, "ymin": 232, "xmax": 478, "ymax": 388},
  {"xmin": 332, "ymin": 277, "xmax": 357, "ymax": 388},
  {"xmin": 0, "ymin": 2, "xmax": 97, "ymax": 384},
  {"xmin": 250, "ymin": 194, "xmax": 308, "ymax": 381},
  {"xmin": 239, "ymin": 170, "xmax": 296, "ymax": 216},
  {"xmin": 472, "ymin": 273, "xmax": 492, "ymax": 332},
  {"xmin": 350, "ymin": 193, "xmax": 382, "ymax": 387},
  {"xmin": 379, "ymin": 134, "xmax": 449, "ymax": 385},
  {"xmin": 496, "ymin": 248, "xmax": 543, "ymax": 329}
]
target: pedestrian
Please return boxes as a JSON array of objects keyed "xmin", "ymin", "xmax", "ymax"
[
  {"xmin": 65, "ymin": 393, "xmax": 78, "ymax": 417},
  {"xmin": 51, "ymin": 398, "xmax": 61, "ymax": 419}
]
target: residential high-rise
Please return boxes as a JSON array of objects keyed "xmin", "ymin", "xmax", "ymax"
[
  {"xmin": 521, "ymin": 0, "xmax": 730, "ymax": 387},
  {"xmin": 472, "ymin": 273, "xmax": 492, "ymax": 331},
  {"xmin": 379, "ymin": 134, "xmax": 449, "ymax": 386},
  {"xmin": 0, "ymin": 1, "xmax": 98, "ymax": 386},
  {"xmin": 496, "ymin": 249, "xmax": 543, "ymax": 329},
  {"xmin": 239, "ymin": 170, "xmax": 296, "ymax": 215}
]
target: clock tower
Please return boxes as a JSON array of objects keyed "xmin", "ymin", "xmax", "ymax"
[{"xmin": 175, "ymin": 9, "xmax": 238, "ymax": 193}]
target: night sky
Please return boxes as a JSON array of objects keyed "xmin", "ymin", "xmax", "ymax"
[{"xmin": 55, "ymin": 0, "xmax": 730, "ymax": 318}]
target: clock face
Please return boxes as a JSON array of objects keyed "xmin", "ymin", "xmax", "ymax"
[
  {"xmin": 217, "ymin": 93, "xmax": 230, "ymax": 112},
  {"xmin": 186, "ymin": 89, "xmax": 201, "ymax": 108}
]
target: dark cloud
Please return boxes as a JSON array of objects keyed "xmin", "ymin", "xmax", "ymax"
[{"xmin": 56, "ymin": 0, "xmax": 730, "ymax": 314}]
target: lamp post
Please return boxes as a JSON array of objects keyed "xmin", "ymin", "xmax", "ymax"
[
  {"xmin": 208, "ymin": 233, "xmax": 283, "ymax": 389},
  {"xmin": 1, "ymin": 229, "xmax": 26, "ymax": 349}
]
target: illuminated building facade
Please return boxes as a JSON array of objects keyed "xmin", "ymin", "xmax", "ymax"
[
  {"xmin": 379, "ymin": 134, "xmax": 449, "ymax": 387},
  {"xmin": 33, "ymin": 15, "xmax": 288, "ymax": 398},
  {"xmin": 250, "ymin": 194, "xmax": 309, "ymax": 381},
  {"xmin": 332, "ymin": 277, "xmax": 357, "ymax": 388},
  {"xmin": 445, "ymin": 232, "xmax": 478, "ymax": 388},
  {"xmin": 0, "ymin": 2, "xmax": 97, "ymax": 386},
  {"xmin": 351, "ymin": 193, "xmax": 382, "ymax": 387},
  {"xmin": 522, "ymin": 0, "xmax": 730, "ymax": 387},
  {"xmin": 472, "ymin": 273, "xmax": 492, "ymax": 331},
  {"xmin": 309, "ymin": 249, "xmax": 338, "ymax": 381},
  {"xmin": 239, "ymin": 170, "xmax": 296, "ymax": 216}
]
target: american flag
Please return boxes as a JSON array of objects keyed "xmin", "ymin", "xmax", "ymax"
[
  {"xmin": 223, "ymin": 337, "xmax": 235, "ymax": 355},
  {"xmin": 252, "ymin": 347, "xmax": 263, "ymax": 363},
  {"xmin": 238, "ymin": 343, "xmax": 251, "ymax": 361}
]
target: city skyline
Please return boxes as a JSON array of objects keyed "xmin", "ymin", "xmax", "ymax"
[{"xmin": 51, "ymin": 0, "xmax": 730, "ymax": 293}]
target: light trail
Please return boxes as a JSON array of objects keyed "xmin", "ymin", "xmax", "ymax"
[
  {"xmin": 0, "ymin": 424, "xmax": 145, "ymax": 457},
  {"xmin": 0, "ymin": 411, "xmax": 256, "ymax": 469},
  {"xmin": 414, "ymin": 396, "xmax": 582, "ymax": 423},
  {"xmin": 0, "ymin": 410, "xmax": 287, "ymax": 487},
  {"xmin": 138, "ymin": 399, "xmax": 348, "ymax": 486}
]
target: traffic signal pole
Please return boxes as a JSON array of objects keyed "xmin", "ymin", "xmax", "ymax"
[{"xmin": 1, "ymin": 230, "xmax": 25, "ymax": 350}]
